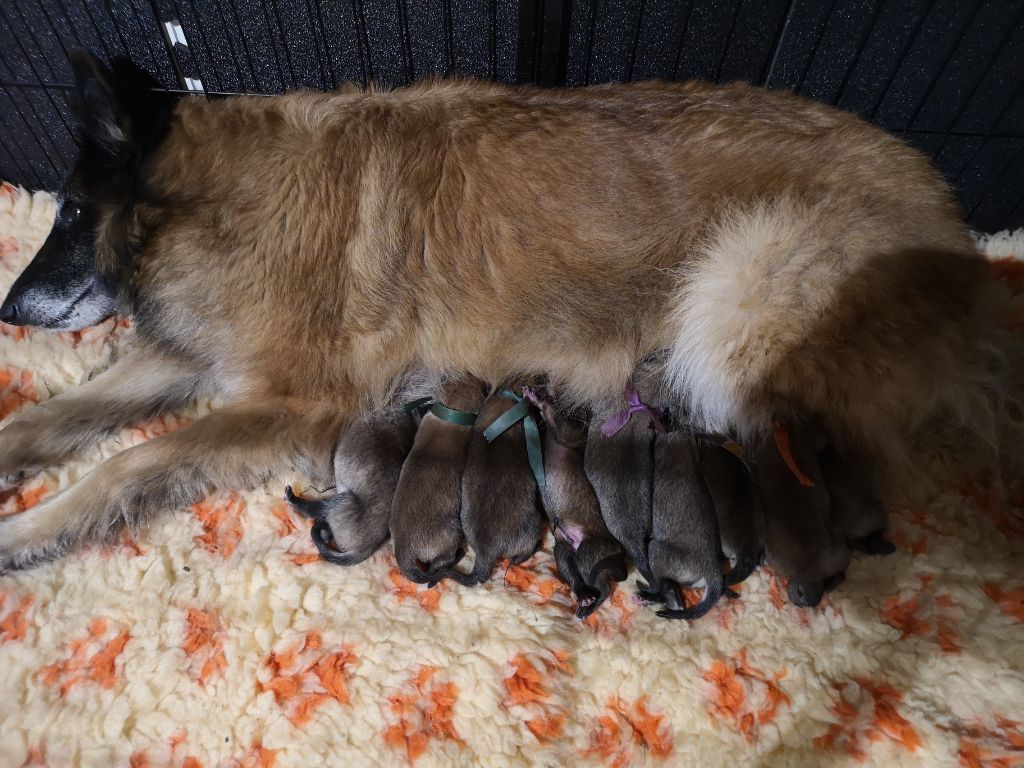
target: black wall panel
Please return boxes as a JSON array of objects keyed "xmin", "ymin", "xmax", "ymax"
[{"xmin": 0, "ymin": 0, "xmax": 1022, "ymax": 230}]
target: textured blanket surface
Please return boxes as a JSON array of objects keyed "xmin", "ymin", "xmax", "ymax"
[{"xmin": 1, "ymin": 183, "xmax": 1023, "ymax": 768}]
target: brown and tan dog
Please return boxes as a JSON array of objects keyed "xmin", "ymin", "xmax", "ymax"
[{"xmin": 0, "ymin": 49, "xmax": 1002, "ymax": 570}]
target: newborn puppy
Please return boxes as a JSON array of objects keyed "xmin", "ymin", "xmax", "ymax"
[
  {"xmin": 447, "ymin": 386, "xmax": 543, "ymax": 585},
  {"xmin": 818, "ymin": 445, "xmax": 895, "ymax": 555},
  {"xmin": 286, "ymin": 408, "xmax": 416, "ymax": 565},
  {"xmin": 647, "ymin": 425, "xmax": 726, "ymax": 620},
  {"xmin": 700, "ymin": 442, "xmax": 764, "ymax": 586},
  {"xmin": 534, "ymin": 394, "xmax": 628, "ymax": 619},
  {"xmin": 390, "ymin": 377, "xmax": 485, "ymax": 584},
  {"xmin": 756, "ymin": 420, "xmax": 850, "ymax": 607},
  {"xmin": 585, "ymin": 398, "xmax": 656, "ymax": 583}
]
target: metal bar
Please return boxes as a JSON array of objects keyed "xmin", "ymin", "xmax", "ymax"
[
  {"xmin": 761, "ymin": 0, "xmax": 797, "ymax": 86},
  {"xmin": 0, "ymin": 45, "xmax": 71, "ymax": 167},
  {"xmin": 714, "ymin": 0, "xmax": 745, "ymax": 83},
  {"xmin": 996, "ymin": 185, "xmax": 1024, "ymax": 231},
  {"xmin": 866, "ymin": 0, "xmax": 934, "ymax": 121},
  {"xmin": 270, "ymin": 0, "xmax": 299, "ymax": 88},
  {"xmin": 794, "ymin": 0, "xmax": 836, "ymax": 93},
  {"xmin": 832, "ymin": 0, "xmax": 885, "ymax": 105},
  {"xmin": 953, "ymin": 76, "xmax": 1024, "ymax": 185},
  {"xmin": 299, "ymin": 0, "xmax": 331, "ymax": 89},
  {"xmin": 966, "ymin": 141, "xmax": 1024, "ymax": 220},
  {"xmin": 225, "ymin": 0, "xmax": 262, "ymax": 90},
  {"xmin": 0, "ymin": 116, "xmax": 43, "ymax": 188},
  {"xmin": 443, "ymin": 0, "xmax": 455, "ymax": 75},
  {"xmin": 101, "ymin": 0, "xmax": 134, "ymax": 57},
  {"xmin": 670, "ymin": 0, "xmax": 696, "ymax": 80},
  {"xmin": 258, "ymin": 0, "xmax": 290, "ymax": 90},
  {"xmin": 397, "ymin": 0, "xmax": 415, "ymax": 81},
  {"xmin": 898, "ymin": 5, "xmax": 977, "ymax": 134},
  {"xmin": 625, "ymin": 0, "xmax": 646, "ymax": 82},
  {"xmin": 169, "ymin": 0, "xmax": 223, "ymax": 93},
  {"xmin": 211, "ymin": 0, "xmax": 248, "ymax": 91},
  {"xmin": 583, "ymin": 0, "xmax": 598, "ymax": 85},
  {"xmin": 3, "ymin": 2, "xmax": 76, "ymax": 137},
  {"xmin": 126, "ymin": 0, "xmax": 170, "ymax": 81},
  {"xmin": 351, "ymin": 0, "xmax": 373, "ymax": 86},
  {"xmin": 37, "ymin": 2, "xmax": 74, "ymax": 62},
  {"xmin": 77, "ymin": 0, "xmax": 120, "ymax": 58},
  {"xmin": 0, "ymin": 89, "xmax": 64, "ymax": 178},
  {"xmin": 488, "ymin": 0, "xmax": 496, "ymax": 81},
  {"xmin": 930, "ymin": 1, "xmax": 1024, "ymax": 162}
]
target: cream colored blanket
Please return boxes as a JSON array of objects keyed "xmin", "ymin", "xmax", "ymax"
[{"xmin": 1, "ymin": 184, "xmax": 1022, "ymax": 768}]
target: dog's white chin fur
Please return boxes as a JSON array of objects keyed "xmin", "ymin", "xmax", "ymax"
[{"xmin": 2, "ymin": 186, "xmax": 1024, "ymax": 767}]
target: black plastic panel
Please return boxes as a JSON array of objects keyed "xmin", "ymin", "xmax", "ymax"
[{"xmin": 0, "ymin": 0, "xmax": 1021, "ymax": 230}]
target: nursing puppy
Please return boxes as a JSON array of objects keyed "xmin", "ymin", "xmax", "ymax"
[
  {"xmin": 285, "ymin": 406, "xmax": 416, "ymax": 566},
  {"xmin": 0, "ymin": 49, "xmax": 1003, "ymax": 572},
  {"xmin": 534, "ymin": 393, "xmax": 628, "ymax": 618},
  {"xmin": 446, "ymin": 387, "xmax": 542, "ymax": 586},
  {"xmin": 818, "ymin": 445, "xmax": 894, "ymax": 555},
  {"xmin": 701, "ymin": 442, "xmax": 764, "ymax": 586},
  {"xmin": 390, "ymin": 377, "xmax": 485, "ymax": 584},
  {"xmin": 584, "ymin": 396, "xmax": 657, "ymax": 583},
  {"xmin": 646, "ymin": 422, "xmax": 727, "ymax": 620},
  {"xmin": 756, "ymin": 421, "xmax": 850, "ymax": 607}
]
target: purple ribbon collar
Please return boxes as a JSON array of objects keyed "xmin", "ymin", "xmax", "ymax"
[{"xmin": 600, "ymin": 382, "xmax": 667, "ymax": 437}]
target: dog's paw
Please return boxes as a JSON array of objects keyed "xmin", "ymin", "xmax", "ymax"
[{"xmin": 0, "ymin": 504, "xmax": 72, "ymax": 574}]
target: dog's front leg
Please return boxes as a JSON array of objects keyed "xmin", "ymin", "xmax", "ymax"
[
  {"xmin": 0, "ymin": 400, "xmax": 339, "ymax": 570},
  {"xmin": 0, "ymin": 346, "xmax": 203, "ymax": 487}
]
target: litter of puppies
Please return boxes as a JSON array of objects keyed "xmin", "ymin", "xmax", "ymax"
[{"xmin": 291, "ymin": 372, "xmax": 897, "ymax": 621}]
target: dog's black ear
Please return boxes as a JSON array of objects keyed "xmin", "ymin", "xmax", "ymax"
[{"xmin": 68, "ymin": 48, "xmax": 129, "ymax": 155}]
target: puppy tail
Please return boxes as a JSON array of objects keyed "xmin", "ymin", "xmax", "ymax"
[
  {"xmin": 723, "ymin": 551, "xmax": 760, "ymax": 587},
  {"xmin": 656, "ymin": 574, "xmax": 725, "ymax": 621}
]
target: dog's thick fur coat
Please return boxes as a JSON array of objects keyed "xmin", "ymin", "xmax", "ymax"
[{"xmin": 0, "ymin": 63, "xmax": 1002, "ymax": 568}]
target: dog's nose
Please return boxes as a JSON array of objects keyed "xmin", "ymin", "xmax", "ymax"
[{"xmin": 0, "ymin": 298, "xmax": 21, "ymax": 325}]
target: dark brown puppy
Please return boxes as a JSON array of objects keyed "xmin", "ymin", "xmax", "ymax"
[
  {"xmin": 647, "ymin": 426, "xmax": 727, "ymax": 620},
  {"xmin": 447, "ymin": 388, "xmax": 543, "ymax": 586},
  {"xmin": 701, "ymin": 442, "xmax": 764, "ymax": 586},
  {"xmin": 390, "ymin": 377, "xmax": 485, "ymax": 584},
  {"xmin": 534, "ymin": 395, "xmax": 628, "ymax": 619},
  {"xmin": 755, "ymin": 421, "xmax": 850, "ymax": 607},
  {"xmin": 584, "ymin": 402, "xmax": 656, "ymax": 585},
  {"xmin": 818, "ymin": 445, "xmax": 895, "ymax": 555},
  {"xmin": 285, "ymin": 408, "xmax": 416, "ymax": 565}
]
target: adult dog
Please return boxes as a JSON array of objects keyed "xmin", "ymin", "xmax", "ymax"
[{"xmin": 0, "ymin": 50, "xmax": 1002, "ymax": 570}]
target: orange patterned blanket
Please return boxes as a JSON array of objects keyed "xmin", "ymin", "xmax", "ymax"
[{"xmin": 1, "ymin": 183, "xmax": 1022, "ymax": 767}]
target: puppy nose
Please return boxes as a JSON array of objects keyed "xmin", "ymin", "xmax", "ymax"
[
  {"xmin": 787, "ymin": 580, "xmax": 823, "ymax": 607},
  {"xmin": 0, "ymin": 298, "xmax": 21, "ymax": 325}
]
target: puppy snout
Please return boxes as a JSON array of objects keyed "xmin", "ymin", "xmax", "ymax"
[{"xmin": 787, "ymin": 580, "xmax": 824, "ymax": 607}]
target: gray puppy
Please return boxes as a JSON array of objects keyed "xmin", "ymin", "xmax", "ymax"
[
  {"xmin": 390, "ymin": 377, "xmax": 485, "ymax": 584},
  {"xmin": 534, "ymin": 394, "xmax": 628, "ymax": 618},
  {"xmin": 755, "ymin": 420, "xmax": 850, "ymax": 607},
  {"xmin": 286, "ymin": 408, "xmax": 416, "ymax": 565},
  {"xmin": 700, "ymin": 442, "xmax": 764, "ymax": 586},
  {"xmin": 584, "ymin": 393, "xmax": 658, "ymax": 583},
  {"xmin": 818, "ymin": 445, "xmax": 895, "ymax": 555},
  {"xmin": 646, "ymin": 425, "xmax": 727, "ymax": 620},
  {"xmin": 447, "ymin": 387, "xmax": 543, "ymax": 585}
]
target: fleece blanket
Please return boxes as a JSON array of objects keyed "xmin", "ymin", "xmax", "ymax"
[{"xmin": 0, "ymin": 183, "xmax": 1022, "ymax": 768}]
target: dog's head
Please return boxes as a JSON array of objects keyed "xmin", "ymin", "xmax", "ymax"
[{"xmin": 0, "ymin": 50, "xmax": 176, "ymax": 330}]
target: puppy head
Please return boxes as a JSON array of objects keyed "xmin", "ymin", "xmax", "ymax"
[{"xmin": 0, "ymin": 50, "xmax": 176, "ymax": 330}]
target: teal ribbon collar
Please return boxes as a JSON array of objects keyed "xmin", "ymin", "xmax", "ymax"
[
  {"xmin": 483, "ymin": 389, "xmax": 546, "ymax": 488},
  {"xmin": 404, "ymin": 396, "xmax": 478, "ymax": 427}
]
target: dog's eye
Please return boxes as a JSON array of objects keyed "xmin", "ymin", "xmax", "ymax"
[{"xmin": 67, "ymin": 204, "xmax": 82, "ymax": 221}]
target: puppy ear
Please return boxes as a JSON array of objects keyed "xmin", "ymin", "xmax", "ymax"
[{"xmin": 68, "ymin": 48, "xmax": 130, "ymax": 154}]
